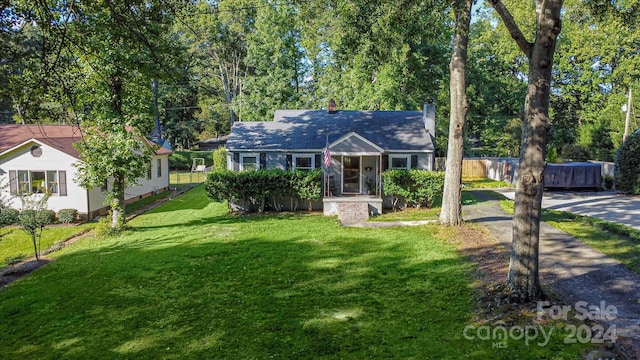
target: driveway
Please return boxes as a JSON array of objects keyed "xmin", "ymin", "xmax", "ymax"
[
  {"xmin": 496, "ymin": 189, "xmax": 640, "ymax": 231},
  {"xmin": 464, "ymin": 191, "xmax": 640, "ymax": 357}
]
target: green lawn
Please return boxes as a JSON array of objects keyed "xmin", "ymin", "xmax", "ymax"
[
  {"xmin": 373, "ymin": 191, "xmax": 486, "ymax": 222},
  {"xmin": 170, "ymin": 170, "xmax": 206, "ymax": 191},
  {"xmin": 0, "ymin": 224, "xmax": 94, "ymax": 267},
  {"xmin": 463, "ymin": 177, "xmax": 514, "ymax": 189},
  {"xmin": 0, "ymin": 186, "xmax": 589, "ymax": 359}
]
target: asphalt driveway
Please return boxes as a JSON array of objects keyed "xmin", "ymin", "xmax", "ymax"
[{"xmin": 496, "ymin": 190, "xmax": 640, "ymax": 230}]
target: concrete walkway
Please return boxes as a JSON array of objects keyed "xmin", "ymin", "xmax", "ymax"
[{"xmin": 464, "ymin": 191, "xmax": 640, "ymax": 357}]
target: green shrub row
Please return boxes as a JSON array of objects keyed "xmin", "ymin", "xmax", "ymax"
[
  {"xmin": 382, "ymin": 169, "xmax": 445, "ymax": 210},
  {"xmin": 205, "ymin": 169, "xmax": 322, "ymax": 212},
  {"xmin": 0, "ymin": 207, "xmax": 78, "ymax": 225},
  {"xmin": 169, "ymin": 150, "xmax": 214, "ymax": 170}
]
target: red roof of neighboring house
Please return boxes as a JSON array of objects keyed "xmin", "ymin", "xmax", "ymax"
[
  {"xmin": 0, "ymin": 124, "xmax": 171, "ymax": 158},
  {"xmin": 0, "ymin": 124, "xmax": 84, "ymax": 158}
]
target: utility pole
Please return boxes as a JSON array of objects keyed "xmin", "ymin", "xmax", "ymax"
[
  {"xmin": 623, "ymin": 88, "xmax": 632, "ymax": 142},
  {"xmin": 152, "ymin": 78, "xmax": 162, "ymax": 142}
]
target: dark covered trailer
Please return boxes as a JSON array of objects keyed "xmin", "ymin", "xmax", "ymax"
[{"xmin": 544, "ymin": 162, "xmax": 602, "ymax": 190}]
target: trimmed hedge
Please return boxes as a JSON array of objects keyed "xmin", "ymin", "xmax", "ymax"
[
  {"xmin": 170, "ymin": 151, "xmax": 214, "ymax": 170},
  {"xmin": 57, "ymin": 208, "xmax": 79, "ymax": 224},
  {"xmin": 205, "ymin": 169, "xmax": 322, "ymax": 213},
  {"xmin": 615, "ymin": 130, "xmax": 640, "ymax": 194},
  {"xmin": 0, "ymin": 207, "xmax": 20, "ymax": 225},
  {"xmin": 382, "ymin": 169, "xmax": 445, "ymax": 210}
]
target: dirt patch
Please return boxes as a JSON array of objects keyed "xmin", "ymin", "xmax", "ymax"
[
  {"xmin": 0, "ymin": 258, "xmax": 51, "ymax": 287},
  {"xmin": 439, "ymin": 223, "xmax": 510, "ymax": 285},
  {"xmin": 440, "ymin": 223, "xmax": 625, "ymax": 359}
]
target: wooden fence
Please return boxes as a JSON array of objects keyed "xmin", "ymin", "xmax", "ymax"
[{"xmin": 434, "ymin": 158, "xmax": 490, "ymax": 178}]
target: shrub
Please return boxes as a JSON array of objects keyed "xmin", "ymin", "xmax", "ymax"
[
  {"xmin": 602, "ymin": 175, "xmax": 614, "ymax": 190},
  {"xmin": 41, "ymin": 209, "xmax": 57, "ymax": 224},
  {"xmin": 212, "ymin": 146, "xmax": 227, "ymax": 172},
  {"xmin": 614, "ymin": 130, "xmax": 640, "ymax": 194},
  {"xmin": 561, "ymin": 144, "xmax": 590, "ymax": 161},
  {"xmin": 205, "ymin": 169, "xmax": 321, "ymax": 213},
  {"xmin": 0, "ymin": 208, "xmax": 20, "ymax": 225},
  {"xmin": 58, "ymin": 209, "xmax": 79, "ymax": 224},
  {"xmin": 382, "ymin": 170, "xmax": 445, "ymax": 210}
]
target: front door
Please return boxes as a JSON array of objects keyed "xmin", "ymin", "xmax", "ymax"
[{"xmin": 342, "ymin": 156, "xmax": 360, "ymax": 194}]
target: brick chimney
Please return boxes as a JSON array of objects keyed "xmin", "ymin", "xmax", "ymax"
[
  {"xmin": 328, "ymin": 99, "xmax": 337, "ymax": 114},
  {"xmin": 423, "ymin": 100, "xmax": 435, "ymax": 138}
]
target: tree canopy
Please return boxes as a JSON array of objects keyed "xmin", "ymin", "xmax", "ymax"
[{"xmin": 0, "ymin": 0, "xmax": 638, "ymax": 158}]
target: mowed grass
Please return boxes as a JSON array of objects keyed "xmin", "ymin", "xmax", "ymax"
[
  {"xmin": 373, "ymin": 191, "xmax": 486, "ymax": 222},
  {"xmin": 0, "ymin": 224, "xmax": 94, "ymax": 267},
  {"xmin": 0, "ymin": 186, "xmax": 588, "ymax": 359}
]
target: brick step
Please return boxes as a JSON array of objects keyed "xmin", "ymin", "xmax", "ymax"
[{"xmin": 338, "ymin": 202, "xmax": 369, "ymax": 224}]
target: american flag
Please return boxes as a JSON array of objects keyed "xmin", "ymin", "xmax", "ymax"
[{"xmin": 323, "ymin": 136, "xmax": 331, "ymax": 168}]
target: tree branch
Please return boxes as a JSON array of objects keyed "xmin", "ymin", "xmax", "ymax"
[{"xmin": 488, "ymin": 0, "xmax": 533, "ymax": 57}]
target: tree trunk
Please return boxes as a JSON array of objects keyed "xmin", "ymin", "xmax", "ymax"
[
  {"xmin": 440, "ymin": 0, "xmax": 472, "ymax": 226},
  {"xmin": 31, "ymin": 233, "xmax": 39, "ymax": 261},
  {"xmin": 491, "ymin": 0, "xmax": 563, "ymax": 302},
  {"xmin": 111, "ymin": 172, "xmax": 126, "ymax": 230}
]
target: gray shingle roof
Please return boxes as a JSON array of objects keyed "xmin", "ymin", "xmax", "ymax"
[{"xmin": 226, "ymin": 110, "xmax": 433, "ymax": 152}]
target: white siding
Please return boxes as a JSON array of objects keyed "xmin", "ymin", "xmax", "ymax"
[
  {"xmin": 124, "ymin": 154, "xmax": 170, "ymax": 199},
  {"xmin": 0, "ymin": 142, "xmax": 90, "ymax": 214},
  {"xmin": 1, "ymin": 142, "xmax": 171, "ymax": 219}
]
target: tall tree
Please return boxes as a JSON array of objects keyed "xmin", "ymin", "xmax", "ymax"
[
  {"xmin": 489, "ymin": 0, "xmax": 564, "ymax": 301},
  {"xmin": 239, "ymin": 1, "xmax": 304, "ymax": 120},
  {"xmin": 175, "ymin": 0, "xmax": 253, "ymax": 127},
  {"xmin": 440, "ymin": 0, "xmax": 473, "ymax": 226},
  {"xmin": 31, "ymin": 0, "xmax": 187, "ymax": 230}
]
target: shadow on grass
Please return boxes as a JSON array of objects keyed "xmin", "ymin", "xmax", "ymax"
[
  {"xmin": 0, "ymin": 186, "xmax": 591, "ymax": 359},
  {"xmin": 0, "ymin": 229, "xmax": 481, "ymax": 359}
]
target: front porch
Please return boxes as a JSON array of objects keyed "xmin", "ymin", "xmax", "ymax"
[{"xmin": 321, "ymin": 132, "xmax": 385, "ymax": 222}]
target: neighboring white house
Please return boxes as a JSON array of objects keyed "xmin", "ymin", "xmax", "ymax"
[{"xmin": 0, "ymin": 124, "xmax": 171, "ymax": 220}]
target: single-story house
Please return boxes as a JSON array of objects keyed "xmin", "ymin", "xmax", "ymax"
[
  {"xmin": 0, "ymin": 124, "xmax": 171, "ymax": 220},
  {"xmin": 226, "ymin": 102, "xmax": 436, "ymax": 214}
]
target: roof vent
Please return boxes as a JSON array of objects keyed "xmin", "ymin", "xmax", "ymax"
[{"xmin": 328, "ymin": 99, "xmax": 338, "ymax": 114}]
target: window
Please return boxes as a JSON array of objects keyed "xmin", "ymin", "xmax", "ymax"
[
  {"xmin": 293, "ymin": 154, "xmax": 314, "ymax": 171},
  {"xmin": 12, "ymin": 170, "xmax": 64, "ymax": 195},
  {"xmin": 157, "ymin": 159, "xmax": 162, "ymax": 178},
  {"xmin": 46, "ymin": 171, "xmax": 58, "ymax": 193},
  {"xmin": 240, "ymin": 154, "xmax": 259, "ymax": 171},
  {"xmin": 390, "ymin": 155, "xmax": 410, "ymax": 170},
  {"xmin": 17, "ymin": 171, "xmax": 29, "ymax": 194},
  {"xmin": 30, "ymin": 171, "xmax": 46, "ymax": 193},
  {"xmin": 146, "ymin": 162, "xmax": 152, "ymax": 180}
]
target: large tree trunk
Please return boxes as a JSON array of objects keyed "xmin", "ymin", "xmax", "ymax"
[
  {"xmin": 440, "ymin": 0, "xmax": 472, "ymax": 226},
  {"xmin": 490, "ymin": 0, "xmax": 563, "ymax": 302},
  {"xmin": 111, "ymin": 172, "xmax": 126, "ymax": 230}
]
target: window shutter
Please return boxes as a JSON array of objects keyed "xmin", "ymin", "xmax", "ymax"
[
  {"xmin": 286, "ymin": 154, "xmax": 292, "ymax": 171},
  {"xmin": 9, "ymin": 170, "xmax": 17, "ymax": 195},
  {"xmin": 315, "ymin": 154, "xmax": 321, "ymax": 168},
  {"xmin": 59, "ymin": 171, "xmax": 67, "ymax": 196},
  {"xmin": 411, "ymin": 155, "xmax": 418, "ymax": 169},
  {"xmin": 382, "ymin": 155, "xmax": 388, "ymax": 171},
  {"xmin": 233, "ymin": 153, "xmax": 240, "ymax": 171},
  {"xmin": 260, "ymin": 153, "xmax": 267, "ymax": 169}
]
